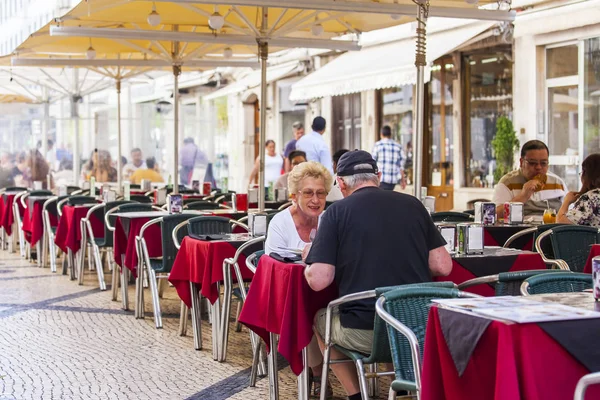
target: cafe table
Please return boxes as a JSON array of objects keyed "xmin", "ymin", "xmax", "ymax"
[
  {"xmin": 435, "ymin": 247, "xmax": 547, "ymax": 296},
  {"xmin": 169, "ymin": 234, "xmax": 260, "ymax": 359},
  {"xmin": 421, "ymin": 292, "xmax": 600, "ymax": 400},
  {"xmin": 54, "ymin": 203, "xmax": 102, "ymax": 280},
  {"xmin": 238, "ymin": 255, "xmax": 337, "ymax": 400},
  {"xmin": 21, "ymin": 196, "xmax": 54, "ymax": 266},
  {"xmin": 0, "ymin": 191, "xmax": 21, "ymax": 237},
  {"xmin": 111, "ymin": 210, "xmax": 167, "ymax": 312},
  {"xmin": 483, "ymin": 224, "xmax": 535, "ymax": 249}
]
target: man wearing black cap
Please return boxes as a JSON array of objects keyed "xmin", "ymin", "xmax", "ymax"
[
  {"xmin": 304, "ymin": 150, "xmax": 452, "ymax": 400},
  {"xmin": 296, "ymin": 116, "xmax": 333, "ymax": 175}
]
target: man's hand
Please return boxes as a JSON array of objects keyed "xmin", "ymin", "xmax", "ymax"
[
  {"xmin": 517, "ymin": 179, "xmax": 544, "ymax": 201},
  {"xmin": 399, "ymin": 177, "xmax": 407, "ymax": 190}
]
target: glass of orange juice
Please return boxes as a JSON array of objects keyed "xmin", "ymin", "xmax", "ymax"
[{"xmin": 543, "ymin": 208, "xmax": 557, "ymax": 224}]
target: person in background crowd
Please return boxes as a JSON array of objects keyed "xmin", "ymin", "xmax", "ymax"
[
  {"xmin": 326, "ymin": 149, "xmax": 349, "ymax": 202},
  {"xmin": 371, "ymin": 125, "xmax": 405, "ymax": 191},
  {"xmin": 296, "ymin": 117, "xmax": 333, "ymax": 175},
  {"xmin": 248, "ymin": 140, "xmax": 284, "ymax": 189},
  {"xmin": 274, "ymin": 150, "xmax": 306, "ymax": 190},
  {"xmin": 27, "ymin": 149, "xmax": 52, "ymax": 189},
  {"xmin": 123, "ymin": 148, "xmax": 146, "ymax": 181},
  {"xmin": 84, "ymin": 149, "xmax": 117, "ymax": 183},
  {"xmin": 558, "ymin": 153, "xmax": 600, "ymax": 226},
  {"xmin": 179, "ymin": 137, "xmax": 208, "ymax": 185},
  {"xmin": 53, "ymin": 159, "xmax": 74, "ymax": 187},
  {"xmin": 129, "ymin": 157, "xmax": 165, "ymax": 185},
  {"xmin": 304, "ymin": 150, "xmax": 452, "ymax": 400},
  {"xmin": 1, "ymin": 152, "xmax": 12, "ymax": 171},
  {"xmin": 283, "ymin": 121, "xmax": 305, "ymax": 172},
  {"xmin": 493, "ymin": 140, "xmax": 567, "ymax": 218},
  {"xmin": 11, "ymin": 152, "xmax": 28, "ymax": 183},
  {"xmin": 265, "ymin": 161, "xmax": 333, "ymax": 397}
]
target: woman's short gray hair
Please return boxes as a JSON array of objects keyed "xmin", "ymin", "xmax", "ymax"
[
  {"xmin": 339, "ymin": 163, "xmax": 380, "ymax": 189},
  {"xmin": 288, "ymin": 161, "xmax": 333, "ymax": 194}
]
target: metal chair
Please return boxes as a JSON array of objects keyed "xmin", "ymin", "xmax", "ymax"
[
  {"xmin": 67, "ymin": 195, "xmax": 97, "ymax": 206},
  {"xmin": 12, "ymin": 191, "xmax": 28, "ymax": 258},
  {"xmin": 184, "ymin": 200, "xmax": 224, "ymax": 210},
  {"xmin": 458, "ymin": 269, "xmax": 564, "ymax": 296},
  {"xmin": 138, "ymin": 213, "xmax": 197, "ymax": 329},
  {"xmin": 129, "ymin": 194, "xmax": 153, "ymax": 203},
  {"xmin": 66, "ymin": 186, "xmax": 81, "ymax": 195},
  {"xmin": 186, "ymin": 216, "xmax": 248, "ymax": 236},
  {"xmin": 430, "ymin": 212, "xmax": 473, "ymax": 223},
  {"xmin": 81, "ymin": 200, "xmax": 136, "ymax": 291},
  {"xmin": 41, "ymin": 196, "xmax": 67, "ymax": 272},
  {"xmin": 277, "ymin": 201, "xmax": 292, "ymax": 211},
  {"xmin": 504, "ymin": 223, "xmax": 563, "ymax": 253},
  {"xmin": 374, "ymin": 286, "xmax": 478, "ymax": 400},
  {"xmin": 535, "ymin": 225, "xmax": 600, "ymax": 272},
  {"xmin": 462, "ymin": 209, "xmax": 475, "ymax": 216},
  {"xmin": 245, "ymin": 250, "xmax": 264, "ymax": 274},
  {"xmin": 22, "ymin": 192, "xmax": 53, "ymax": 264},
  {"xmin": 520, "ymin": 272, "xmax": 592, "ymax": 295},
  {"xmin": 574, "ymin": 372, "xmax": 600, "ymax": 400},
  {"xmin": 319, "ymin": 282, "xmax": 469, "ymax": 400}
]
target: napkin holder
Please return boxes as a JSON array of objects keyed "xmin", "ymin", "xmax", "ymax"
[
  {"xmin": 58, "ymin": 185, "xmax": 68, "ymax": 197},
  {"xmin": 123, "ymin": 181, "xmax": 131, "ymax": 200},
  {"xmin": 141, "ymin": 179, "xmax": 152, "ymax": 192},
  {"xmin": 33, "ymin": 181, "xmax": 43, "ymax": 190},
  {"xmin": 422, "ymin": 196, "xmax": 435, "ymax": 214},
  {"xmin": 275, "ymin": 188, "xmax": 288, "ymax": 202},
  {"xmin": 503, "ymin": 202, "xmax": 524, "ymax": 225},
  {"xmin": 155, "ymin": 187, "xmax": 167, "ymax": 205},
  {"xmin": 248, "ymin": 188, "xmax": 259, "ymax": 204},
  {"xmin": 474, "ymin": 201, "xmax": 496, "ymax": 225},
  {"xmin": 103, "ymin": 190, "xmax": 116, "ymax": 203},
  {"xmin": 168, "ymin": 194, "xmax": 183, "ymax": 214},
  {"xmin": 457, "ymin": 223, "xmax": 484, "ymax": 254},
  {"xmin": 248, "ymin": 212, "xmax": 267, "ymax": 237},
  {"xmin": 437, "ymin": 224, "xmax": 456, "ymax": 253}
]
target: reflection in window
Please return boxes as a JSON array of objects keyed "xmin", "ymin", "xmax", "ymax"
[
  {"xmin": 463, "ymin": 47, "xmax": 513, "ymax": 187},
  {"xmin": 380, "ymin": 86, "xmax": 413, "ymax": 182},
  {"xmin": 584, "ymin": 38, "xmax": 600, "ymax": 159}
]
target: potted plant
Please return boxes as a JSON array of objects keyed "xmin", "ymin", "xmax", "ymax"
[{"xmin": 491, "ymin": 116, "xmax": 519, "ymax": 185}]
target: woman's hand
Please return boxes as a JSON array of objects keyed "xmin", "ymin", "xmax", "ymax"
[{"xmin": 563, "ymin": 191, "xmax": 580, "ymax": 205}]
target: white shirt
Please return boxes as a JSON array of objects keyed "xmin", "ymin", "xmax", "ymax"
[
  {"xmin": 326, "ymin": 174, "xmax": 343, "ymax": 202},
  {"xmin": 265, "ymin": 208, "xmax": 320, "ymax": 257},
  {"xmin": 265, "ymin": 153, "xmax": 283, "ymax": 186},
  {"xmin": 123, "ymin": 161, "xmax": 147, "ymax": 180},
  {"xmin": 295, "ymin": 131, "xmax": 333, "ymax": 175}
]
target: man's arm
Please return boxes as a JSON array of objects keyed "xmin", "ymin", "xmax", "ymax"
[
  {"xmin": 304, "ymin": 263, "xmax": 335, "ymax": 291},
  {"xmin": 428, "ymin": 246, "xmax": 452, "ymax": 277},
  {"xmin": 319, "ymin": 146, "xmax": 333, "ymax": 174}
]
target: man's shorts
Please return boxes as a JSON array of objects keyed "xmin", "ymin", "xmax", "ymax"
[{"xmin": 314, "ymin": 308, "xmax": 373, "ymax": 355}]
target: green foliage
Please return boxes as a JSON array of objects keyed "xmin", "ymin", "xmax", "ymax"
[{"xmin": 491, "ymin": 116, "xmax": 520, "ymax": 184}]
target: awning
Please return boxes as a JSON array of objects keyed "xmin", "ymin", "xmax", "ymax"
[
  {"xmin": 203, "ymin": 62, "xmax": 304, "ymax": 101},
  {"xmin": 289, "ymin": 20, "xmax": 496, "ymax": 100}
]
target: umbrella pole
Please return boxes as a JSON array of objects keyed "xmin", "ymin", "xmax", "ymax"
[
  {"xmin": 173, "ymin": 65, "xmax": 181, "ymax": 195},
  {"xmin": 413, "ymin": 1, "xmax": 428, "ymax": 200},
  {"xmin": 117, "ymin": 79, "xmax": 123, "ymax": 193},
  {"xmin": 258, "ymin": 40, "xmax": 268, "ymax": 212}
]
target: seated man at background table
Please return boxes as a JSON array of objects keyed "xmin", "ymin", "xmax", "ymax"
[
  {"xmin": 304, "ymin": 150, "xmax": 452, "ymax": 400},
  {"xmin": 129, "ymin": 157, "xmax": 164, "ymax": 185},
  {"xmin": 493, "ymin": 140, "xmax": 567, "ymax": 219},
  {"xmin": 274, "ymin": 150, "xmax": 306, "ymax": 190}
]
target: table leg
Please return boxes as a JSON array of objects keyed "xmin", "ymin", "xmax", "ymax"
[
  {"xmin": 219, "ymin": 261, "xmax": 233, "ymax": 362},
  {"xmin": 178, "ymin": 301, "xmax": 188, "ymax": 337},
  {"xmin": 268, "ymin": 333, "xmax": 280, "ymax": 400},
  {"xmin": 78, "ymin": 221, "xmax": 87, "ymax": 285},
  {"xmin": 67, "ymin": 249, "xmax": 76, "ymax": 281},
  {"xmin": 121, "ymin": 255, "xmax": 129, "ymax": 311},
  {"xmin": 297, "ymin": 348, "xmax": 309, "ymax": 400},
  {"xmin": 189, "ymin": 281, "xmax": 203, "ymax": 350},
  {"xmin": 211, "ymin": 284, "xmax": 221, "ymax": 361},
  {"xmin": 36, "ymin": 242, "xmax": 42, "ymax": 267},
  {"xmin": 1, "ymin": 227, "xmax": 5, "ymax": 250},
  {"xmin": 41, "ymin": 231, "xmax": 48, "ymax": 268}
]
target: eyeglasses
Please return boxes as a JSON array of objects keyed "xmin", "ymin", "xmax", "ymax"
[
  {"xmin": 298, "ymin": 189, "xmax": 328, "ymax": 199},
  {"xmin": 524, "ymin": 159, "xmax": 549, "ymax": 168}
]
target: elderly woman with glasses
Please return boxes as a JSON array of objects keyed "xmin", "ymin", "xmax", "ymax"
[
  {"xmin": 264, "ymin": 161, "xmax": 333, "ymax": 398},
  {"xmin": 557, "ymin": 153, "xmax": 600, "ymax": 226}
]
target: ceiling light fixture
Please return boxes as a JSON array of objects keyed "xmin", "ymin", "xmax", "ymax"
[
  {"xmin": 147, "ymin": 2, "xmax": 161, "ymax": 27},
  {"xmin": 223, "ymin": 47, "xmax": 233, "ymax": 58},
  {"xmin": 209, "ymin": 8, "xmax": 225, "ymax": 31},
  {"xmin": 86, "ymin": 38, "xmax": 96, "ymax": 59},
  {"xmin": 311, "ymin": 23, "xmax": 324, "ymax": 36}
]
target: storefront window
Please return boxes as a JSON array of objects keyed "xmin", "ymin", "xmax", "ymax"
[
  {"xmin": 547, "ymin": 44, "xmax": 579, "ymax": 79},
  {"xmin": 463, "ymin": 46, "xmax": 513, "ymax": 187},
  {"xmin": 380, "ymin": 86, "xmax": 413, "ymax": 182},
  {"xmin": 584, "ymin": 38, "xmax": 600, "ymax": 160}
]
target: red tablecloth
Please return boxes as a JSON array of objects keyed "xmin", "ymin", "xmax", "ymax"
[
  {"xmin": 0, "ymin": 194, "xmax": 19, "ymax": 235},
  {"xmin": 54, "ymin": 205, "xmax": 103, "ymax": 253},
  {"xmin": 435, "ymin": 251, "xmax": 546, "ymax": 296},
  {"xmin": 113, "ymin": 216, "xmax": 162, "ymax": 278},
  {"xmin": 422, "ymin": 306, "xmax": 600, "ymax": 400},
  {"xmin": 21, "ymin": 201, "xmax": 57, "ymax": 246},
  {"xmin": 169, "ymin": 236, "xmax": 254, "ymax": 306},
  {"xmin": 483, "ymin": 225, "xmax": 534, "ymax": 250},
  {"xmin": 583, "ymin": 244, "xmax": 600, "ymax": 274},
  {"xmin": 238, "ymin": 256, "xmax": 337, "ymax": 376}
]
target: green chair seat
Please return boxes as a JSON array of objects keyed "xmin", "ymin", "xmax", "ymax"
[{"xmin": 149, "ymin": 257, "xmax": 166, "ymax": 273}]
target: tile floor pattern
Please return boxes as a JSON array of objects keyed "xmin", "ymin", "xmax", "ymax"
[{"xmin": 0, "ymin": 249, "xmax": 368, "ymax": 400}]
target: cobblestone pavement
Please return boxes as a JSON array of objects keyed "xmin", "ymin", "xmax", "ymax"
[{"xmin": 0, "ymin": 249, "xmax": 365, "ymax": 400}]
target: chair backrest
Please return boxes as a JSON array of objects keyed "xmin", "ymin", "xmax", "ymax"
[
  {"xmin": 67, "ymin": 195, "xmax": 96, "ymax": 206},
  {"xmin": 129, "ymin": 195, "xmax": 153, "ymax": 203},
  {"xmin": 495, "ymin": 269, "xmax": 562, "ymax": 296},
  {"xmin": 129, "ymin": 184, "xmax": 141, "ymax": 189},
  {"xmin": 67, "ymin": 186, "xmax": 81, "ymax": 194},
  {"xmin": 462, "ymin": 209, "xmax": 475, "ymax": 216},
  {"xmin": 44, "ymin": 196, "xmax": 66, "ymax": 219},
  {"xmin": 363, "ymin": 282, "xmax": 457, "ymax": 365},
  {"xmin": 534, "ymin": 223, "xmax": 564, "ymax": 258},
  {"xmin": 29, "ymin": 190, "xmax": 53, "ymax": 197},
  {"xmin": 549, "ymin": 226, "xmax": 600, "ymax": 272},
  {"xmin": 379, "ymin": 286, "xmax": 464, "ymax": 382},
  {"xmin": 430, "ymin": 212, "xmax": 473, "ymax": 223},
  {"xmin": 521, "ymin": 272, "xmax": 592, "ymax": 295},
  {"xmin": 184, "ymin": 200, "xmax": 222, "ymax": 210},
  {"xmin": 160, "ymin": 214, "xmax": 197, "ymax": 273},
  {"xmin": 574, "ymin": 372, "xmax": 600, "ymax": 400},
  {"xmin": 4, "ymin": 187, "xmax": 27, "ymax": 192},
  {"xmin": 187, "ymin": 216, "xmax": 232, "ymax": 235},
  {"xmin": 102, "ymin": 200, "xmax": 137, "ymax": 245}
]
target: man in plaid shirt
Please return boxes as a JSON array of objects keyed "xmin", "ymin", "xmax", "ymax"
[{"xmin": 371, "ymin": 125, "xmax": 406, "ymax": 190}]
